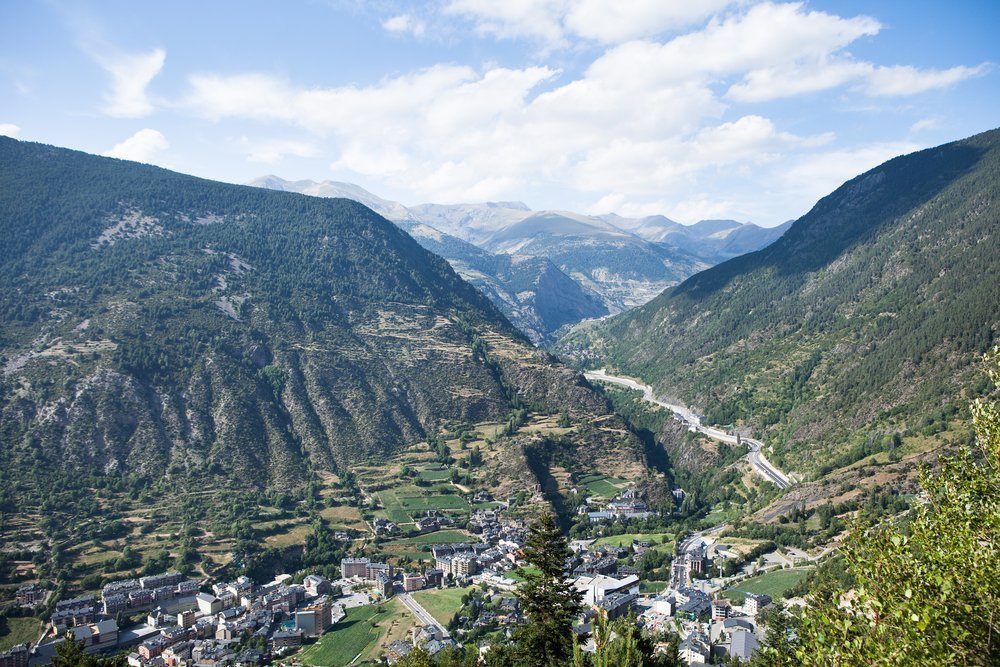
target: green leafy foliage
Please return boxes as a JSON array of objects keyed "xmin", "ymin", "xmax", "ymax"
[
  {"xmin": 52, "ymin": 634, "xmax": 125, "ymax": 667},
  {"xmin": 756, "ymin": 347, "xmax": 1000, "ymax": 665}
]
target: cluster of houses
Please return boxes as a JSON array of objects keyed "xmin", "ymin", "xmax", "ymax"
[
  {"xmin": 467, "ymin": 509, "xmax": 526, "ymax": 544},
  {"xmin": 123, "ymin": 574, "xmax": 345, "ymax": 667},
  {"xmin": 15, "ymin": 570, "xmax": 354, "ymax": 667},
  {"xmin": 558, "ymin": 535, "xmax": 770, "ymax": 665},
  {"xmin": 664, "ymin": 595, "xmax": 769, "ymax": 665},
  {"xmin": 7, "ymin": 479, "xmax": 794, "ymax": 667},
  {"xmin": 384, "ymin": 626, "xmax": 456, "ymax": 665},
  {"xmin": 100, "ymin": 572, "xmax": 200, "ymax": 618},
  {"xmin": 349, "ymin": 507, "xmax": 533, "ymax": 598},
  {"xmin": 372, "ymin": 517, "xmax": 400, "ymax": 536},
  {"xmin": 15, "ymin": 583, "xmax": 46, "ymax": 608},
  {"xmin": 640, "ymin": 539, "xmax": 773, "ymax": 665},
  {"xmin": 414, "ymin": 509, "xmax": 455, "ymax": 534},
  {"xmin": 340, "ymin": 557, "xmax": 397, "ymax": 598},
  {"xmin": 580, "ymin": 488, "xmax": 656, "ymax": 523},
  {"xmin": 443, "ymin": 589, "xmax": 524, "ymax": 639}
]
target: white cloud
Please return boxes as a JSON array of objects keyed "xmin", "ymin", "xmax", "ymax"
[
  {"xmin": 103, "ymin": 129, "xmax": 169, "ymax": 163},
  {"xmin": 727, "ymin": 60, "xmax": 869, "ymax": 102},
  {"xmin": 565, "ymin": 0, "xmax": 734, "ymax": 43},
  {"xmin": 909, "ymin": 117, "xmax": 939, "ymax": 134},
  {"xmin": 0, "ymin": 123, "xmax": 21, "ymax": 138},
  {"xmin": 239, "ymin": 136, "xmax": 319, "ymax": 164},
  {"xmin": 382, "ymin": 14, "xmax": 426, "ymax": 37},
  {"xmin": 863, "ymin": 63, "xmax": 989, "ymax": 96},
  {"xmin": 587, "ymin": 193, "xmax": 676, "ymax": 219},
  {"xmin": 184, "ymin": 64, "xmax": 560, "ymax": 199},
  {"xmin": 568, "ymin": 115, "xmax": 826, "ymax": 198},
  {"xmin": 668, "ymin": 196, "xmax": 739, "ymax": 224},
  {"xmin": 445, "ymin": 0, "xmax": 736, "ymax": 46},
  {"xmin": 444, "ymin": 0, "xmax": 568, "ymax": 46},
  {"xmin": 731, "ymin": 59, "xmax": 991, "ymax": 103},
  {"xmin": 178, "ymin": 2, "xmax": 985, "ymax": 218},
  {"xmin": 96, "ymin": 48, "xmax": 165, "ymax": 117}
]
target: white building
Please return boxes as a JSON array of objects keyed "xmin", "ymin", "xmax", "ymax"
[{"xmin": 572, "ymin": 574, "xmax": 640, "ymax": 606}]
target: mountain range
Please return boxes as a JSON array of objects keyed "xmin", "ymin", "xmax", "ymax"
[
  {"xmin": 249, "ymin": 176, "xmax": 790, "ymax": 342},
  {"xmin": 560, "ymin": 127, "xmax": 1000, "ymax": 477},
  {"xmin": 0, "ymin": 138, "xmax": 647, "ymax": 494}
]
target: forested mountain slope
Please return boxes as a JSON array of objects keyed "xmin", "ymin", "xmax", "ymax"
[
  {"xmin": 0, "ymin": 138, "xmax": 646, "ymax": 492},
  {"xmin": 560, "ymin": 128, "xmax": 1000, "ymax": 474}
]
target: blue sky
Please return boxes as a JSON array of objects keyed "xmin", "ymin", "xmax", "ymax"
[{"xmin": 1, "ymin": 1, "xmax": 997, "ymax": 226}]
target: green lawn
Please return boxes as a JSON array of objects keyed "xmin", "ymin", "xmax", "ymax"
[
  {"xmin": 398, "ymin": 494, "xmax": 470, "ymax": 513},
  {"xmin": 721, "ymin": 567, "xmax": 813, "ymax": 604},
  {"xmin": 418, "ymin": 467, "xmax": 452, "ymax": 481},
  {"xmin": 639, "ymin": 580, "xmax": 669, "ymax": 594},
  {"xmin": 373, "ymin": 492, "xmax": 413, "ymax": 525},
  {"xmin": 473, "ymin": 501, "xmax": 502, "ymax": 510},
  {"xmin": 0, "ymin": 616, "xmax": 41, "ymax": 651},
  {"xmin": 704, "ymin": 503, "xmax": 742, "ymax": 525},
  {"xmin": 592, "ymin": 532, "xmax": 673, "ymax": 548},
  {"xmin": 383, "ymin": 549, "xmax": 435, "ymax": 563},
  {"xmin": 300, "ymin": 605, "xmax": 394, "ymax": 666},
  {"xmin": 264, "ymin": 523, "xmax": 312, "ymax": 547},
  {"xmin": 411, "ymin": 586, "xmax": 475, "ymax": 626},
  {"xmin": 507, "ymin": 565, "xmax": 541, "ymax": 582},
  {"xmin": 386, "ymin": 530, "xmax": 473, "ymax": 546},
  {"xmin": 582, "ymin": 476, "xmax": 628, "ymax": 498}
]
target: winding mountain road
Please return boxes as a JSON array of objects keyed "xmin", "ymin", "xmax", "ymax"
[{"xmin": 584, "ymin": 369, "xmax": 791, "ymax": 489}]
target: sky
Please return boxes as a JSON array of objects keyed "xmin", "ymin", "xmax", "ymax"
[{"xmin": 1, "ymin": 1, "xmax": 997, "ymax": 226}]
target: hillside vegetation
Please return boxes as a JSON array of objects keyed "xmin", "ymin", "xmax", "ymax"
[
  {"xmin": 0, "ymin": 137, "xmax": 645, "ymax": 496},
  {"xmin": 559, "ymin": 128, "xmax": 1000, "ymax": 474}
]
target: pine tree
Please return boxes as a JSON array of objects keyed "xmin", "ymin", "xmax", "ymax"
[
  {"xmin": 52, "ymin": 633, "xmax": 126, "ymax": 667},
  {"xmin": 497, "ymin": 512, "xmax": 583, "ymax": 666}
]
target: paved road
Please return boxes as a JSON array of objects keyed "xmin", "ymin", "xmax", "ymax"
[
  {"xmin": 584, "ymin": 369, "xmax": 791, "ymax": 489},
  {"xmin": 395, "ymin": 588, "xmax": 451, "ymax": 639},
  {"xmin": 679, "ymin": 523, "xmax": 727, "ymax": 554}
]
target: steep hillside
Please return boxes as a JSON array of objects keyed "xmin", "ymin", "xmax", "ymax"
[
  {"xmin": 250, "ymin": 180, "xmax": 606, "ymax": 341},
  {"xmin": 0, "ymin": 138, "xmax": 646, "ymax": 493},
  {"xmin": 250, "ymin": 180, "xmax": 786, "ymax": 323},
  {"xmin": 395, "ymin": 221, "xmax": 608, "ymax": 343},
  {"xmin": 483, "ymin": 212, "xmax": 709, "ymax": 312},
  {"xmin": 560, "ymin": 128, "xmax": 1000, "ymax": 475}
]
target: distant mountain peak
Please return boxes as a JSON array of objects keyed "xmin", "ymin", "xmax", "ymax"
[
  {"xmin": 484, "ymin": 201, "xmax": 531, "ymax": 211},
  {"xmin": 250, "ymin": 175, "xmax": 791, "ymax": 330}
]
